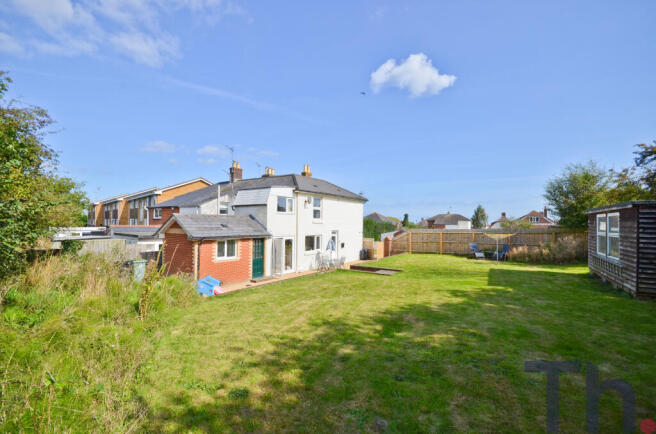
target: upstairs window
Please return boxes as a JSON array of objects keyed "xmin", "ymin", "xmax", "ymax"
[
  {"xmin": 220, "ymin": 201, "xmax": 229, "ymax": 215},
  {"xmin": 217, "ymin": 240, "xmax": 237, "ymax": 259},
  {"xmin": 313, "ymin": 197, "xmax": 322, "ymax": 220},
  {"xmin": 277, "ymin": 196, "xmax": 293, "ymax": 213},
  {"xmin": 153, "ymin": 208, "xmax": 162, "ymax": 219},
  {"xmin": 597, "ymin": 213, "xmax": 620, "ymax": 260},
  {"xmin": 529, "ymin": 216, "xmax": 540, "ymax": 223}
]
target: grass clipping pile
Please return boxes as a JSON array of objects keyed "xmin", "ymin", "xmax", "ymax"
[{"xmin": 0, "ymin": 253, "xmax": 197, "ymax": 432}]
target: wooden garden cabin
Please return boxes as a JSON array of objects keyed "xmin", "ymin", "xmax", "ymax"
[{"xmin": 586, "ymin": 201, "xmax": 656, "ymax": 299}]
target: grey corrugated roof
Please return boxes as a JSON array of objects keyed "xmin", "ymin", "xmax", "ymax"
[
  {"xmin": 158, "ymin": 214, "xmax": 270, "ymax": 240},
  {"xmin": 152, "ymin": 183, "xmax": 227, "ymax": 208},
  {"xmin": 427, "ymin": 213, "xmax": 471, "ymax": 225},
  {"xmin": 586, "ymin": 200, "xmax": 656, "ymax": 214}
]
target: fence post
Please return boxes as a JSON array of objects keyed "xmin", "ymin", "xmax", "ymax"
[
  {"xmin": 408, "ymin": 231, "xmax": 412, "ymax": 253},
  {"xmin": 440, "ymin": 232, "xmax": 443, "ymax": 254}
]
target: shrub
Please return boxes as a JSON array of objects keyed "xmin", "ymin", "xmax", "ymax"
[
  {"xmin": 0, "ymin": 253, "xmax": 197, "ymax": 431},
  {"xmin": 508, "ymin": 235, "xmax": 587, "ymax": 264},
  {"xmin": 60, "ymin": 239, "xmax": 84, "ymax": 255}
]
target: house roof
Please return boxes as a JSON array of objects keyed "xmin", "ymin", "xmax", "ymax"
[
  {"xmin": 151, "ymin": 183, "xmax": 226, "ymax": 208},
  {"xmin": 427, "ymin": 213, "xmax": 471, "ymax": 225},
  {"xmin": 517, "ymin": 210, "xmax": 557, "ymax": 225},
  {"xmin": 110, "ymin": 226, "xmax": 160, "ymax": 239},
  {"xmin": 155, "ymin": 214, "xmax": 270, "ymax": 240},
  {"xmin": 365, "ymin": 212, "xmax": 397, "ymax": 224},
  {"xmin": 99, "ymin": 177, "xmax": 213, "ymax": 204},
  {"xmin": 154, "ymin": 174, "xmax": 367, "ymax": 207},
  {"xmin": 586, "ymin": 200, "xmax": 656, "ymax": 214}
]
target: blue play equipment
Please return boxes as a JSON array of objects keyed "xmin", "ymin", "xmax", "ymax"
[{"xmin": 196, "ymin": 275, "xmax": 221, "ymax": 296}]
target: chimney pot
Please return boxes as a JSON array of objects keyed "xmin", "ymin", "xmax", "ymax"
[
  {"xmin": 543, "ymin": 206, "xmax": 548, "ymax": 218},
  {"xmin": 501, "ymin": 212, "xmax": 507, "ymax": 219},
  {"xmin": 229, "ymin": 160, "xmax": 242, "ymax": 183},
  {"xmin": 262, "ymin": 166, "xmax": 274, "ymax": 177},
  {"xmin": 302, "ymin": 164, "xmax": 312, "ymax": 177}
]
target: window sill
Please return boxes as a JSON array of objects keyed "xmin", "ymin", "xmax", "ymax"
[
  {"xmin": 214, "ymin": 256, "xmax": 239, "ymax": 263},
  {"xmin": 593, "ymin": 253, "xmax": 621, "ymax": 265}
]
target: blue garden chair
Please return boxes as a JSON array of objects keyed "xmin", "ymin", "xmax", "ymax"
[
  {"xmin": 469, "ymin": 243, "xmax": 485, "ymax": 260},
  {"xmin": 492, "ymin": 244, "xmax": 510, "ymax": 261}
]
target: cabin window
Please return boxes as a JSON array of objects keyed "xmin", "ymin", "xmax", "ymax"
[
  {"xmin": 217, "ymin": 240, "xmax": 237, "ymax": 259},
  {"xmin": 607, "ymin": 213, "xmax": 620, "ymax": 259},
  {"xmin": 529, "ymin": 216, "xmax": 539, "ymax": 223},
  {"xmin": 313, "ymin": 197, "xmax": 322, "ymax": 220},
  {"xmin": 597, "ymin": 213, "xmax": 620, "ymax": 260},
  {"xmin": 153, "ymin": 208, "xmax": 162, "ymax": 219},
  {"xmin": 305, "ymin": 235, "xmax": 321, "ymax": 251},
  {"xmin": 219, "ymin": 201, "xmax": 229, "ymax": 215},
  {"xmin": 277, "ymin": 196, "xmax": 293, "ymax": 213}
]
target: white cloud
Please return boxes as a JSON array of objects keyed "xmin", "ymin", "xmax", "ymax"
[
  {"xmin": 3, "ymin": 0, "xmax": 247, "ymax": 66},
  {"xmin": 370, "ymin": 53, "xmax": 456, "ymax": 97},
  {"xmin": 139, "ymin": 140, "xmax": 176, "ymax": 153},
  {"xmin": 197, "ymin": 157, "xmax": 217, "ymax": 165},
  {"xmin": 0, "ymin": 32, "xmax": 23, "ymax": 54},
  {"xmin": 197, "ymin": 145, "xmax": 230, "ymax": 157},
  {"xmin": 110, "ymin": 31, "xmax": 179, "ymax": 67}
]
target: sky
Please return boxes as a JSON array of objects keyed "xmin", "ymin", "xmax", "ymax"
[{"xmin": 2, "ymin": 0, "xmax": 656, "ymax": 223}]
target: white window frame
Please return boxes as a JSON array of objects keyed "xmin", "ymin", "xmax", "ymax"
[
  {"xmin": 216, "ymin": 239, "xmax": 238, "ymax": 260},
  {"xmin": 529, "ymin": 216, "xmax": 539, "ymax": 224},
  {"xmin": 153, "ymin": 207, "xmax": 162, "ymax": 219},
  {"xmin": 304, "ymin": 235, "xmax": 321, "ymax": 252},
  {"xmin": 277, "ymin": 196, "xmax": 294, "ymax": 213},
  {"xmin": 219, "ymin": 201, "xmax": 229, "ymax": 215},
  {"xmin": 312, "ymin": 197, "xmax": 322, "ymax": 220},
  {"xmin": 607, "ymin": 212, "xmax": 620, "ymax": 260}
]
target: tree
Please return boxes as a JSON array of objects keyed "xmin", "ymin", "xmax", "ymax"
[
  {"xmin": 471, "ymin": 205, "xmax": 488, "ymax": 229},
  {"xmin": 632, "ymin": 142, "xmax": 656, "ymax": 195},
  {"xmin": 544, "ymin": 162, "xmax": 610, "ymax": 229},
  {"xmin": 402, "ymin": 213, "xmax": 410, "ymax": 227},
  {"xmin": 500, "ymin": 216, "xmax": 534, "ymax": 230},
  {"xmin": 0, "ymin": 72, "xmax": 88, "ymax": 280},
  {"xmin": 363, "ymin": 218, "xmax": 397, "ymax": 241}
]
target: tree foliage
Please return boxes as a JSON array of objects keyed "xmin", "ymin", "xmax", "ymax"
[
  {"xmin": 363, "ymin": 218, "xmax": 397, "ymax": 241},
  {"xmin": 471, "ymin": 205, "xmax": 488, "ymax": 229},
  {"xmin": 402, "ymin": 213, "xmax": 409, "ymax": 227},
  {"xmin": 500, "ymin": 216, "xmax": 535, "ymax": 230},
  {"xmin": 544, "ymin": 162, "xmax": 610, "ymax": 229},
  {"xmin": 0, "ymin": 72, "xmax": 88, "ymax": 280}
]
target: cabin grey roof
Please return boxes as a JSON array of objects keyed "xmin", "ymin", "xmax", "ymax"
[
  {"xmin": 427, "ymin": 213, "xmax": 471, "ymax": 225},
  {"xmin": 586, "ymin": 200, "xmax": 656, "ymax": 214},
  {"xmin": 157, "ymin": 214, "xmax": 270, "ymax": 240},
  {"xmin": 111, "ymin": 226, "xmax": 159, "ymax": 239},
  {"xmin": 152, "ymin": 183, "xmax": 227, "ymax": 208}
]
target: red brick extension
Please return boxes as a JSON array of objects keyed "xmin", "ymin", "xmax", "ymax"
[
  {"xmin": 149, "ymin": 206, "xmax": 179, "ymax": 225},
  {"xmin": 161, "ymin": 222, "xmax": 253, "ymax": 284}
]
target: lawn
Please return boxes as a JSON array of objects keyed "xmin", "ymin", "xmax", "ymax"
[{"xmin": 138, "ymin": 254, "xmax": 656, "ymax": 432}]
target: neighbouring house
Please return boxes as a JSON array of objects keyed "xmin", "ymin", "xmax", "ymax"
[
  {"xmin": 586, "ymin": 201, "xmax": 656, "ymax": 299},
  {"xmin": 155, "ymin": 214, "xmax": 270, "ymax": 283},
  {"xmin": 489, "ymin": 207, "xmax": 557, "ymax": 229},
  {"xmin": 87, "ymin": 177, "xmax": 212, "ymax": 227},
  {"xmin": 155, "ymin": 162, "xmax": 367, "ymax": 283},
  {"xmin": 364, "ymin": 212, "xmax": 402, "ymax": 228},
  {"xmin": 425, "ymin": 212, "xmax": 471, "ymax": 229},
  {"xmin": 417, "ymin": 218, "xmax": 429, "ymax": 228}
]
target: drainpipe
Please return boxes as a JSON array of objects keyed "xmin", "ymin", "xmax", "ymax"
[{"xmin": 295, "ymin": 192, "xmax": 300, "ymax": 273}]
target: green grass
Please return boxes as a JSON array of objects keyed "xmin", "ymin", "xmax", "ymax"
[{"xmin": 137, "ymin": 254, "xmax": 656, "ymax": 432}]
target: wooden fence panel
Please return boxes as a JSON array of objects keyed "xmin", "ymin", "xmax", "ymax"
[{"xmin": 389, "ymin": 229, "xmax": 586, "ymax": 257}]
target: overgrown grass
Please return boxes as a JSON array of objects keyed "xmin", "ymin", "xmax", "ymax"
[
  {"xmin": 0, "ymin": 254, "xmax": 197, "ymax": 432},
  {"xmin": 508, "ymin": 235, "xmax": 588, "ymax": 264},
  {"xmin": 138, "ymin": 254, "xmax": 656, "ymax": 432}
]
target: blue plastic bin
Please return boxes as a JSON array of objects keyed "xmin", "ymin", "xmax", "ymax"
[{"xmin": 196, "ymin": 276, "xmax": 222, "ymax": 296}]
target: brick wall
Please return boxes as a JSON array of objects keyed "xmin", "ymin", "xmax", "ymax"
[
  {"xmin": 157, "ymin": 180, "xmax": 211, "ymax": 203},
  {"xmin": 198, "ymin": 238, "xmax": 252, "ymax": 284},
  {"xmin": 162, "ymin": 223, "xmax": 194, "ymax": 275},
  {"xmin": 150, "ymin": 207, "xmax": 179, "ymax": 226}
]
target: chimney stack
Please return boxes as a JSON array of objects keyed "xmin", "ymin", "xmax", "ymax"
[
  {"xmin": 229, "ymin": 161, "xmax": 242, "ymax": 183},
  {"xmin": 262, "ymin": 167, "xmax": 275, "ymax": 177},
  {"xmin": 501, "ymin": 212, "xmax": 507, "ymax": 219},
  {"xmin": 543, "ymin": 206, "xmax": 548, "ymax": 218},
  {"xmin": 302, "ymin": 164, "xmax": 312, "ymax": 177}
]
